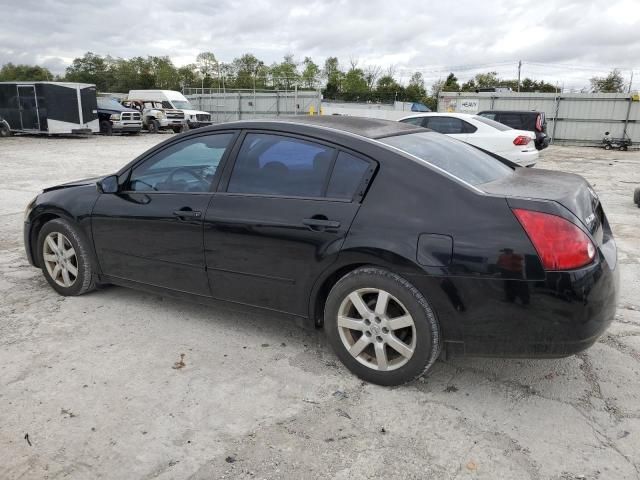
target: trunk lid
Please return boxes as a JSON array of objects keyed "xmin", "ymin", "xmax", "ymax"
[{"xmin": 481, "ymin": 167, "xmax": 603, "ymax": 238}]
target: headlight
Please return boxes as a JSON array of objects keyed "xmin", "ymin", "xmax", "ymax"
[
  {"xmin": 24, "ymin": 194, "xmax": 39, "ymax": 221},
  {"xmin": 156, "ymin": 110, "xmax": 165, "ymax": 118},
  {"xmin": 109, "ymin": 114, "xmax": 120, "ymax": 121},
  {"xmin": 191, "ymin": 115, "xmax": 196, "ymax": 120}
]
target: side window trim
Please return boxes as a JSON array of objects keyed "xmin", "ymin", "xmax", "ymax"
[{"xmin": 120, "ymin": 130, "xmax": 240, "ymax": 194}]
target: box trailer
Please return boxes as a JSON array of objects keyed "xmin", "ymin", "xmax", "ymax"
[{"xmin": 0, "ymin": 81, "xmax": 99, "ymax": 135}]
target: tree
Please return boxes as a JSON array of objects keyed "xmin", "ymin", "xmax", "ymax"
[
  {"xmin": 323, "ymin": 56, "xmax": 343, "ymax": 97},
  {"xmin": 0, "ymin": 63, "xmax": 52, "ymax": 81},
  {"xmin": 230, "ymin": 53, "xmax": 267, "ymax": 89},
  {"xmin": 301, "ymin": 57, "xmax": 320, "ymax": 89},
  {"xmin": 196, "ymin": 51, "xmax": 218, "ymax": 88},
  {"xmin": 590, "ymin": 69, "xmax": 625, "ymax": 93},
  {"xmin": 405, "ymin": 72, "xmax": 426, "ymax": 102},
  {"xmin": 342, "ymin": 68, "xmax": 368, "ymax": 100},
  {"xmin": 363, "ymin": 65, "xmax": 382, "ymax": 91},
  {"xmin": 375, "ymin": 74, "xmax": 403, "ymax": 102},
  {"xmin": 270, "ymin": 54, "xmax": 299, "ymax": 89},
  {"xmin": 65, "ymin": 52, "xmax": 110, "ymax": 90},
  {"xmin": 442, "ymin": 73, "xmax": 460, "ymax": 92},
  {"xmin": 474, "ymin": 71, "xmax": 500, "ymax": 89}
]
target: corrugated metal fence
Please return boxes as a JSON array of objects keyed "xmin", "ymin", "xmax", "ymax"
[
  {"xmin": 184, "ymin": 88, "xmax": 322, "ymax": 123},
  {"xmin": 438, "ymin": 92, "xmax": 639, "ymax": 145}
]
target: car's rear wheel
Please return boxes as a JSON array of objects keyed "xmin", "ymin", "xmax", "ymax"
[
  {"xmin": 324, "ymin": 267, "xmax": 441, "ymax": 386},
  {"xmin": 37, "ymin": 219, "xmax": 95, "ymax": 296},
  {"xmin": 634, "ymin": 187, "xmax": 640, "ymax": 206}
]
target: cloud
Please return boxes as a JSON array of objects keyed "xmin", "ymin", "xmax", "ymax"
[{"xmin": 0, "ymin": 0, "xmax": 638, "ymax": 90}]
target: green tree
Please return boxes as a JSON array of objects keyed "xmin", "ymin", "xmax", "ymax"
[
  {"xmin": 375, "ymin": 75, "xmax": 403, "ymax": 102},
  {"xmin": 590, "ymin": 69, "xmax": 625, "ymax": 93},
  {"xmin": 270, "ymin": 54, "xmax": 299, "ymax": 89},
  {"xmin": 230, "ymin": 53, "xmax": 267, "ymax": 89},
  {"xmin": 65, "ymin": 52, "xmax": 110, "ymax": 90},
  {"xmin": 196, "ymin": 51, "xmax": 218, "ymax": 88},
  {"xmin": 301, "ymin": 57, "xmax": 320, "ymax": 89},
  {"xmin": 405, "ymin": 72, "xmax": 427, "ymax": 101},
  {"xmin": 442, "ymin": 73, "xmax": 460, "ymax": 92},
  {"xmin": 323, "ymin": 56, "xmax": 343, "ymax": 97},
  {"xmin": 0, "ymin": 63, "xmax": 53, "ymax": 81},
  {"xmin": 342, "ymin": 68, "xmax": 368, "ymax": 100}
]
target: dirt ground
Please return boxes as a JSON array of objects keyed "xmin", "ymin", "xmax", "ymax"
[{"xmin": 1, "ymin": 133, "xmax": 639, "ymax": 480}]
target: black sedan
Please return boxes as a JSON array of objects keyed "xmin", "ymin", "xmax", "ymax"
[{"xmin": 23, "ymin": 117, "xmax": 619, "ymax": 386}]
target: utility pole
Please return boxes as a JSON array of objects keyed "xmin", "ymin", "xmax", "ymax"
[
  {"xmin": 517, "ymin": 60, "xmax": 522, "ymax": 93},
  {"xmin": 628, "ymin": 70, "xmax": 634, "ymax": 93}
]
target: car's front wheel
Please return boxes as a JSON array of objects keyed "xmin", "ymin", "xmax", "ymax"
[
  {"xmin": 324, "ymin": 267, "xmax": 441, "ymax": 386},
  {"xmin": 37, "ymin": 219, "xmax": 96, "ymax": 296}
]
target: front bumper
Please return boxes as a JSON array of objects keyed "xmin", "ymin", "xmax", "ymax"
[
  {"xmin": 187, "ymin": 121, "xmax": 213, "ymax": 129},
  {"xmin": 24, "ymin": 221, "xmax": 36, "ymax": 267},
  {"xmin": 112, "ymin": 121, "xmax": 142, "ymax": 133},
  {"xmin": 158, "ymin": 118, "xmax": 186, "ymax": 128}
]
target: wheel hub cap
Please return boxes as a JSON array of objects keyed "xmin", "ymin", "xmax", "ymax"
[
  {"xmin": 42, "ymin": 232, "xmax": 78, "ymax": 288},
  {"xmin": 337, "ymin": 288, "xmax": 416, "ymax": 371}
]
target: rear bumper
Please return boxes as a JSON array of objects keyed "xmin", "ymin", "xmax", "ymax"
[
  {"xmin": 501, "ymin": 149, "xmax": 539, "ymax": 167},
  {"xmin": 410, "ymin": 243, "xmax": 619, "ymax": 358}
]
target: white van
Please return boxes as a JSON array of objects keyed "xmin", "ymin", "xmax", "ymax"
[{"xmin": 127, "ymin": 90, "xmax": 212, "ymax": 129}]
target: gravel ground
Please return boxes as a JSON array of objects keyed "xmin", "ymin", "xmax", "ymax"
[{"xmin": 1, "ymin": 133, "xmax": 639, "ymax": 480}]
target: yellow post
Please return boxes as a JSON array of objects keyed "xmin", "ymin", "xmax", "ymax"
[{"xmin": 309, "ymin": 105, "xmax": 315, "ymax": 115}]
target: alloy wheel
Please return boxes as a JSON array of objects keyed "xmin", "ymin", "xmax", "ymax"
[
  {"xmin": 42, "ymin": 232, "xmax": 78, "ymax": 288},
  {"xmin": 337, "ymin": 288, "xmax": 416, "ymax": 371}
]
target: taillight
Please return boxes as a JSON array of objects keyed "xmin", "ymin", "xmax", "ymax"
[
  {"xmin": 513, "ymin": 135, "xmax": 531, "ymax": 146},
  {"xmin": 512, "ymin": 209, "xmax": 596, "ymax": 270},
  {"xmin": 535, "ymin": 114, "xmax": 543, "ymax": 132}
]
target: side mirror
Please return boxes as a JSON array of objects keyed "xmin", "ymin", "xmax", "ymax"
[{"xmin": 97, "ymin": 175, "xmax": 119, "ymax": 194}]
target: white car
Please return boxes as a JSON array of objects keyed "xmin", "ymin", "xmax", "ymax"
[{"xmin": 399, "ymin": 112, "xmax": 538, "ymax": 167}]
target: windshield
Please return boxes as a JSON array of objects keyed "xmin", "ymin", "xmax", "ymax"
[
  {"xmin": 171, "ymin": 100, "xmax": 193, "ymax": 109},
  {"xmin": 378, "ymin": 131, "xmax": 513, "ymax": 186},
  {"xmin": 474, "ymin": 115, "xmax": 512, "ymax": 131},
  {"xmin": 97, "ymin": 97, "xmax": 124, "ymax": 110}
]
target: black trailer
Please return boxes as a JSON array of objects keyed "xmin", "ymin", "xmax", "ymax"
[{"xmin": 0, "ymin": 81, "xmax": 99, "ymax": 135}]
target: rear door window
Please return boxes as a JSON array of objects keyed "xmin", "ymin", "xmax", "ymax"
[
  {"xmin": 424, "ymin": 116, "xmax": 464, "ymax": 134},
  {"xmin": 326, "ymin": 152, "xmax": 371, "ymax": 200},
  {"xmin": 498, "ymin": 113, "xmax": 524, "ymax": 130},
  {"xmin": 227, "ymin": 133, "xmax": 335, "ymax": 198},
  {"xmin": 400, "ymin": 117, "xmax": 425, "ymax": 127}
]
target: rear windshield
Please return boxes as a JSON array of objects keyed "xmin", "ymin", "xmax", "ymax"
[
  {"xmin": 473, "ymin": 115, "xmax": 512, "ymax": 131},
  {"xmin": 378, "ymin": 131, "xmax": 513, "ymax": 186}
]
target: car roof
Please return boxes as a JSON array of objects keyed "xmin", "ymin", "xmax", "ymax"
[
  {"xmin": 210, "ymin": 115, "xmax": 425, "ymax": 139},
  {"xmin": 401, "ymin": 112, "xmax": 477, "ymax": 119},
  {"xmin": 478, "ymin": 110, "xmax": 542, "ymax": 115}
]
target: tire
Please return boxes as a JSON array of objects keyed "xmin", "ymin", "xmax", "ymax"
[
  {"xmin": 37, "ymin": 218, "xmax": 96, "ymax": 296},
  {"xmin": 147, "ymin": 119, "xmax": 160, "ymax": 134},
  {"xmin": 604, "ymin": 144, "xmax": 612, "ymax": 150},
  {"xmin": 100, "ymin": 120, "xmax": 113, "ymax": 136},
  {"xmin": 324, "ymin": 267, "xmax": 441, "ymax": 386},
  {"xmin": 172, "ymin": 126, "xmax": 182, "ymax": 134},
  {"xmin": 0, "ymin": 122, "xmax": 10, "ymax": 137},
  {"xmin": 619, "ymin": 146, "xmax": 625, "ymax": 151},
  {"xmin": 634, "ymin": 187, "xmax": 640, "ymax": 206}
]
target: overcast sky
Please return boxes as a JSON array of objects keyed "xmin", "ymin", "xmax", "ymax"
[{"xmin": 1, "ymin": 0, "xmax": 639, "ymax": 90}]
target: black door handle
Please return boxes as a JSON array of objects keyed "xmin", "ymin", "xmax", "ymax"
[
  {"xmin": 173, "ymin": 209, "xmax": 202, "ymax": 219},
  {"xmin": 302, "ymin": 218, "xmax": 341, "ymax": 231}
]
